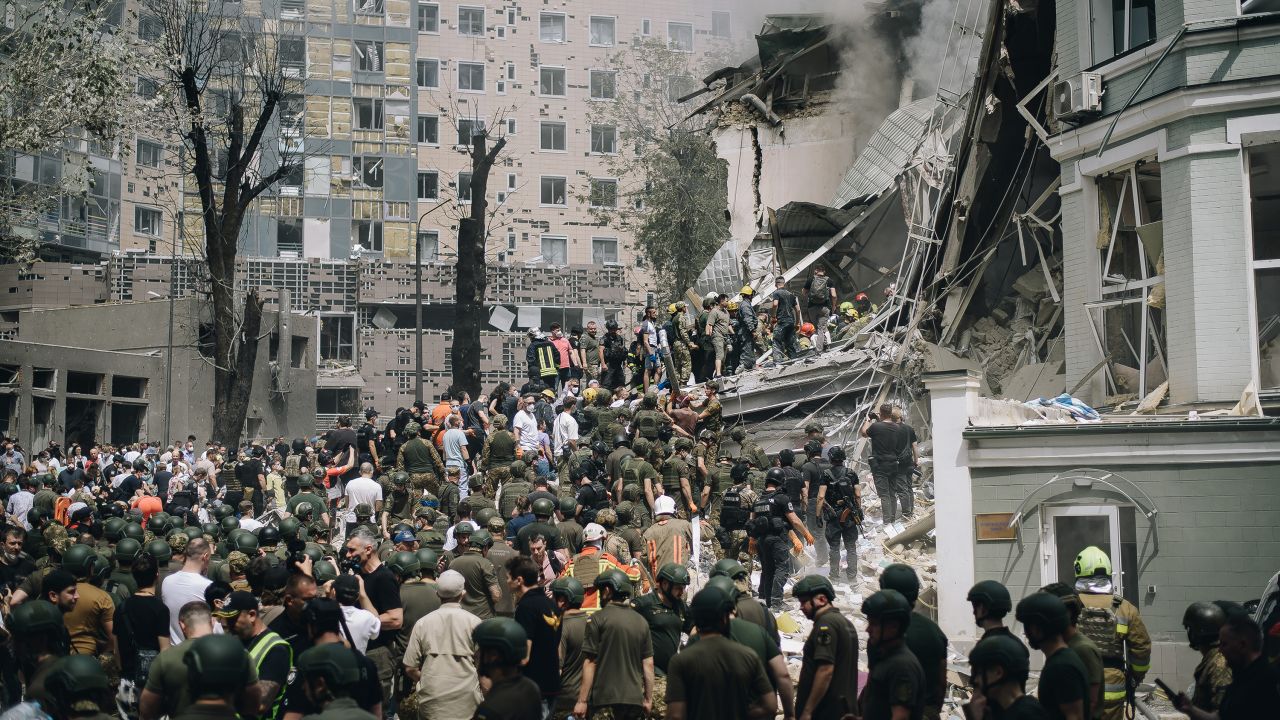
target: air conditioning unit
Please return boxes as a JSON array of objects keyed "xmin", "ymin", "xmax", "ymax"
[{"xmin": 1053, "ymin": 72, "xmax": 1103, "ymax": 120}]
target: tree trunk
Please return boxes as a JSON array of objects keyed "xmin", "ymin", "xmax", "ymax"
[{"xmin": 451, "ymin": 132, "xmax": 507, "ymax": 398}]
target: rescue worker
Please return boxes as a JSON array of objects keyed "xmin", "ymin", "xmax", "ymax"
[
  {"xmin": 1017, "ymin": 592, "xmax": 1091, "ymax": 720},
  {"xmin": 799, "ymin": 441, "xmax": 829, "ymax": 565},
  {"xmin": 965, "ymin": 634, "xmax": 1048, "ymax": 720},
  {"xmin": 624, "ymin": 439, "xmax": 661, "ymax": 515},
  {"xmin": 730, "ymin": 427, "xmax": 769, "ymax": 472},
  {"xmin": 213, "ymin": 591, "xmax": 292, "ymax": 720},
  {"xmin": 381, "ymin": 471, "xmax": 416, "ymax": 524},
  {"xmin": 1043, "ymin": 583, "xmax": 1105, "ymax": 719},
  {"xmin": 735, "ymin": 288, "xmax": 761, "ymax": 372},
  {"xmin": 605, "ymin": 435, "xmax": 635, "ymax": 497},
  {"xmin": 813, "ymin": 446, "xmax": 860, "ymax": 579},
  {"xmin": 573, "ymin": 570, "xmax": 654, "ymax": 719},
  {"xmin": 632, "ymin": 563, "xmax": 691, "ymax": 717},
  {"xmin": 558, "ymin": 523, "xmax": 641, "ymax": 613},
  {"xmin": 480, "ymin": 415, "xmax": 518, "ymax": 497},
  {"xmin": 879, "ymin": 564, "xmax": 949, "ymax": 720},
  {"xmin": 286, "ymin": 472, "xmax": 331, "ymax": 528},
  {"xmin": 748, "ymin": 469, "xmax": 811, "ymax": 611},
  {"xmin": 792, "ymin": 575, "xmax": 859, "ymax": 720},
  {"xmin": 640, "ymin": 494, "xmax": 692, "ymax": 590},
  {"xmin": 1072, "ymin": 547, "xmax": 1149, "ymax": 720},
  {"xmin": 861, "ymin": 589, "xmax": 925, "ymax": 720},
  {"xmin": 633, "ymin": 393, "xmax": 669, "ymax": 442},
  {"xmin": 1176, "ymin": 602, "xmax": 1232, "ymax": 714},
  {"xmin": 472, "ymin": 617, "xmax": 542, "ymax": 720},
  {"xmin": 498, "ymin": 461, "xmax": 532, "ymax": 519},
  {"xmin": 397, "ymin": 422, "xmax": 447, "ymax": 495},
  {"xmin": 658, "ymin": 438, "xmax": 696, "ymax": 519}
]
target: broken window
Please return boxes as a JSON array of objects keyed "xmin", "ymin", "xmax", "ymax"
[
  {"xmin": 353, "ymin": 0, "xmax": 383, "ymax": 16},
  {"xmin": 589, "ymin": 178, "xmax": 617, "ymax": 209},
  {"xmin": 417, "ymin": 2, "xmax": 439, "ymax": 32},
  {"xmin": 353, "ymin": 219, "xmax": 383, "ymax": 252},
  {"xmin": 353, "ymin": 99, "xmax": 384, "ymax": 130},
  {"xmin": 67, "ymin": 372, "xmax": 102, "ymax": 395},
  {"xmin": 457, "ymin": 61, "xmax": 485, "ymax": 91},
  {"xmin": 539, "ymin": 12, "xmax": 565, "ymax": 43},
  {"xmin": 539, "ymin": 66, "xmax": 565, "ymax": 97},
  {"xmin": 589, "ymin": 71, "xmax": 616, "ymax": 100},
  {"xmin": 418, "ymin": 230, "xmax": 439, "ymax": 261},
  {"xmin": 279, "ymin": 0, "xmax": 304, "ymax": 18},
  {"xmin": 354, "ymin": 156, "xmax": 383, "ymax": 187},
  {"xmin": 1086, "ymin": 161, "xmax": 1167, "ymax": 399},
  {"xmin": 458, "ymin": 6, "xmax": 484, "ymax": 36},
  {"xmin": 666, "ymin": 75, "xmax": 696, "ymax": 103},
  {"xmin": 354, "ymin": 40, "xmax": 383, "ymax": 72},
  {"xmin": 417, "ymin": 171, "xmax": 439, "ymax": 200},
  {"xmin": 589, "ymin": 16, "xmax": 615, "ymax": 46},
  {"xmin": 134, "ymin": 206, "xmax": 162, "ymax": 237},
  {"xmin": 540, "ymin": 176, "xmax": 566, "ymax": 206},
  {"xmin": 541, "ymin": 235, "xmax": 567, "ymax": 265},
  {"xmin": 592, "ymin": 237, "xmax": 618, "ymax": 265},
  {"xmin": 417, "ymin": 58, "xmax": 440, "ymax": 88},
  {"xmin": 136, "ymin": 139, "xmax": 163, "ymax": 168},
  {"xmin": 1249, "ymin": 142, "xmax": 1280, "ymax": 389},
  {"xmin": 320, "ymin": 315, "xmax": 354, "ymax": 361},
  {"xmin": 138, "ymin": 14, "xmax": 163, "ymax": 42},
  {"xmin": 136, "ymin": 77, "xmax": 159, "ymax": 99},
  {"xmin": 590, "ymin": 124, "xmax": 616, "ymax": 154},
  {"xmin": 280, "ymin": 37, "xmax": 306, "ymax": 73},
  {"xmin": 667, "ymin": 22, "xmax": 693, "ymax": 53},
  {"xmin": 277, "ymin": 217, "xmax": 302, "ymax": 254},
  {"xmin": 540, "ymin": 122, "xmax": 566, "ymax": 151},
  {"xmin": 111, "ymin": 376, "xmax": 148, "ymax": 398},
  {"xmin": 457, "ymin": 118, "xmax": 484, "ymax": 146}
]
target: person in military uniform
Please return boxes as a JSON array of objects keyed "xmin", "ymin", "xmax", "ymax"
[
  {"xmin": 111, "ymin": 537, "xmax": 142, "ymax": 596},
  {"xmin": 632, "ymin": 563, "xmax": 690, "ymax": 719},
  {"xmin": 1017, "ymin": 592, "xmax": 1091, "ymax": 720},
  {"xmin": 550, "ymin": 577, "xmax": 588, "ymax": 720},
  {"xmin": 608, "ymin": 505, "xmax": 644, "ymax": 561},
  {"xmin": 623, "ymin": 438, "xmax": 660, "ymax": 516},
  {"xmin": 10, "ymin": 599, "xmax": 69, "ymax": 710},
  {"xmin": 621, "ymin": 485, "xmax": 651, "ymax": 530},
  {"xmin": 573, "ymin": 570, "xmax": 653, "ymax": 719},
  {"xmin": 792, "ymin": 576, "xmax": 859, "ymax": 720},
  {"xmin": 174, "ymin": 634, "xmax": 256, "ymax": 720},
  {"xmin": 472, "ymin": 617, "xmax": 542, "ymax": 720},
  {"xmin": 729, "ymin": 427, "xmax": 769, "ymax": 472},
  {"xmin": 557, "ymin": 497, "xmax": 584, "ymax": 554},
  {"xmin": 657, "ymin": 438, "xmax": 696, "ymax": 519},
  {"xmin": 1042, "ymin": 582, "xmax": 1105, "ymax": 719},
  {"xmin": 666, "ymin": 584, "xmax": 777, "ymax": 720},
  {"xmin": 450, "ymin": 529, "xmax": 501, "ymax": 619},
  {"xmin": 293, "ymin": 643, "xmax": 379, "ymax": 720},
  {"xmin": 966, "ymin": 634, "xmax": 1049, "ymax": 720},
  {"xmin": 632, "ymin": 393, "xmax": 669, "ymax": 443},
  {"xmin": 968, "ymin": 580, "xmax": 1028, "ymax": 654},
  {"xmin": 1072, "ymin": 546, "xmax": 1150, "ymax": 720},
  {"xmin": 397, "ymin": 423, "xmax": 447, "ymax": 495},
  {"xmin": 693, "ymin": 381, "xmax": 723, "ymax": 437},
  {"xmin": 287, "ymin": 471, "xmax": 331, "ymax": 528},
  {"xmin": 861, "ymin": 589, "xmax": 925, "ymax": 720},
  {"xmin": 605, "ymin": 435, "xmax": 635, "ymax": 496},
  {"xmin": 1176, "ymin": 602, "xmax": 1232, "ymax": 713},
  {"xmin": 715, "ymin": 462, "xmax": 756, "ymax": 567},
  {"xmin": 380, "ymin": 471, "xmax": 417, "ymax": 525},
  {"xmin": 42, "ymin": 654, "xmax": 116, "ymax": 720},
  {"xmin": 707, "ymin": 564, "xmax": 779, "ymax": 648},
  {"xmin": 480, "ymin": 416, "xmax": 518, "ymax": 497},
  {"xmin": 813, "ymin": 446, "xmax": 861, "ymax": 579},
  {"xmin": 498, "ymin": 461, "xmax": 533, "ymax": 520},
  {"xmin": 595, "ymin": 509, "xmax": 631, "ymax": 566},
  {"xmin": 880, "ymin": 564, "xmax": 949, "ymax": 720},
  {"xmin": 748, "ymin": 470, "xmax": 810, "ymax": 611},
  {"xmin": 668, "ymin": 302, "xmax": 694, "ymax": 387},
  {"xmin": 438, "ymin": 468, "xmax": 463, "ymax": 523},
  {"xmin": 413, "ymin": 504, "xmax": 446, "ymax": 552}
]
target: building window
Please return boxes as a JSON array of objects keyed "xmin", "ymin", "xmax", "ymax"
[
  {"xmin": 589, "ymin": 16, "xmax": 615, "ymax": 46},
  {"xmin": 541, "ymin": 235, "xmax": 567, "ymax": 264},
  {"xmin": 354, "ymin": 40, "xmax": 383, "ymax": 72},
  {"xmin": 457, "ymin": 61, "xmax": 485, "ymax": 91},
  {"xmin": 1248, "ymin": 142, "xmax": 1280, "ymax": 390},
  {"xmin": 136, "ymin": 139, "xmax": 163, "ymax": 168},
  {"xmin": 354, "ymin": 220, "xmax": 383, "ymax": 252},
  {"xmin": 667, "ymin": 75, "xmax": 695, "ymax": 103},
  {"xmin": 417, "ymin": 2, "xmax": 439, "ymax": 32},
  {"xmin": 590, "ymin": 124, "xmax": 616, "ymax": 154},
  {"xmin": 540, "ymin": 122, "xmax": 566, "ymax": 151},
  {"xmin": 353, "ymin": 0, "xmax": 384, "ymax": 16},
  {"xmin": 417, "ymin": 115, "xmax": 439, "ymax": 144},
  {"xmin": 590, "ymin": 179, "xmax": 617, "ymax": 209},
  {"xmin": 711, "ymin": 11, "xmax": 731, "ymax": 38},
  {"xmin": 138, "ymin": 14, "xmax": 163, "ymax": 41},
  {"xmin": 507, "ymin": 173, "xmax": 517, "ymax": 190},
  {"xmin": 458, "ymin": 6, "xmax": 484, "ymax": 36},
  {"xmin": 416, "ymin": 58, "xmax": 440, "ymax": 88},
  {"xmin": 278, "ymin": 218, "xmax": 303, "ymax": 255},
  {"xmin": 668, "ymin": 22, "xmax": 693, "ymax": 52},
  {"xmin": 134, "ymin": 206, "xmax": 162, "ymax": 237},
  {"xmin": 417, "ymin": 171, "xmax": 439, "ymax": 200},
  {"xmin": 279, "ymin": 0, "xmax": 304, "ymax": 18},
  {"xmin": 353, "ymin": 99, "xmax": 384, "ymax": 130},
  {"xmin": 506, "ymin": 62, "xmax": 516, "ymax": 80},
  {"xmin": 1091, "ymin": 0, "xmax": 1156, "ymax": 62},
  {"xmin": 457, "ymin": 171, "xmax": 473, "ymax": 202},
  {"xmin": 136, "ymin": 77, "xmax": 159, "ymax": 99},
  {"xmin": 540, "ymin": 176, "xmax": 567, "ymax": 206},
  {"xmin": 319, "ymin": 316, "xmax": 355, "ymax": 361},
  {"xmin": 280, "ymin": 38, "xmax": 306, "ymax": 75},
  {"xmin": 589, "ymin": 70, "xmax": 616, "ymax": 100},
  {"xmin": 539, "ymin": 12, "xmax": 565, "ymax": 43},
  {"xmin": 539, "ymin": 66, "xmax": 565, "ymax": 97},
  {"xmin": 457, "ymin": 118, "xmax": 485, "ymax": 146},
  {"xmin": 354, "ymin": 156, "xmax": 384, "ymax": 188},
  {"xmin": 417, "ymin": 230, "xmax": 439, "ymax": 261},
  {"xmin": 642, "ymin": 18, "xmax": 651, "ymax": 36},
  {"xmin": 506, "ymin": 118, "xmax": 517, "ymax": 134},
  {"xmin": 592, "ymin": 237, "xmax": 619, "ymax": 265}
]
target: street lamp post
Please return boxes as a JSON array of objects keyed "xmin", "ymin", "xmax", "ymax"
[{"xmin": 414, "ymin": 203, "xmax": 449, "ymax": 403}]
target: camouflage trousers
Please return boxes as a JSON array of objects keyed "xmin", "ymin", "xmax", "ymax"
[
  {"xmin": 409, "ymin": 472, "xmax": 439, "ymax": 494},
  {"xmin": 649, "ymin": 674, "xmax": 667, "ymax": 718},
  {"xmin": 672, "ymin": 343, "xmax": 692, "ymax": 387},
  {"xmin": 485, "ymin": 465, "xmax": 511, "ymax": 497}
]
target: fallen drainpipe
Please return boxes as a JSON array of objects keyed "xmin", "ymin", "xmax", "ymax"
[{"xmin": 740, "ymin": 94, "xmax": 782, "ymax": 127}]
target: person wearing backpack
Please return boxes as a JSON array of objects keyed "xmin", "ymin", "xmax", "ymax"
[
  {"xmin": 600, "ymin": 320, "xmax": 628, "ymax": 390},
  {"xmin": 803, "ymin": 266, "xmax": 837, "ymax": 318},
  {"xmin": 283, "ymin": 438, "xmax": 306, "ymax": 499},
  {"xmin": 814, "ymin": 446, "xmax": 861, "ymax": 580}
]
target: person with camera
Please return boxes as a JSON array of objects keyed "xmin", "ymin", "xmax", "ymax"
[{"xmin": 341, "ymin": 528, "xmax": 402, "ymax": 708}]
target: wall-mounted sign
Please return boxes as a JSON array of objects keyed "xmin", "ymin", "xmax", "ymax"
[{"xmin": 975, "ymin": 512, "xmax": 1018, "ymax": 541}]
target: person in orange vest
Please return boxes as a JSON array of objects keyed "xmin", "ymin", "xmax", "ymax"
[{"xmin": 557, "ymin": 523, "xmax": 640, "ymax": 612}]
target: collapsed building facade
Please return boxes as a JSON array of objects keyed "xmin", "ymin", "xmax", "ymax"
[{"xmin": 692, "ymin": 0, "xmax": 1280, "ymax": 693}]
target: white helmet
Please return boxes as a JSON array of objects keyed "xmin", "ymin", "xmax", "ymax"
[
  {"xmin": 653, "ymin": 496, "xmax": 677, "ymax": 517},
  {"xmin": 583, "ymin": 523, "xmax": 607, "ymax": 541}
]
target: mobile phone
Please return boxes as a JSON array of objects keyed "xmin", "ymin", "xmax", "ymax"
[{"xmin": 1153, "ymin": 678, "xmax": 1177, "ymax": 699}]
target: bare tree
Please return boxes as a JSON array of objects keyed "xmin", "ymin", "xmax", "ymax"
[{"xmin": 144, "ymin": 0, "xmax": 307, "ymax": 446}]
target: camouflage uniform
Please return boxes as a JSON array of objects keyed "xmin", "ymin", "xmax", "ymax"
[
  {"xmin": 658, "ymin": 452, "xmax": 693, "ymax": 519},
  {"xmin": 381, "ymin": 481, "xmax": 417, "ymax": 523},
  {"xmin": 671, "ymin": 310, "xmax": 694, "ymax": 387},
  {"xmin": 397, "ymin": 430, "xmax": 445, "ymax": 494},
  {"xmin": 480, "ymin": 420, "xmax": 518, "ymax": 496},
  {"xmin": 498, "ymin": 469, "xmax": 532, "ymax": 519},
  {"xmin": 1191, "ymin": 646, "xmax": 1231, "ymax": 712},
  {"xmin": 228, "ymin": 551, "xmax": 252, "ymax": 592}
]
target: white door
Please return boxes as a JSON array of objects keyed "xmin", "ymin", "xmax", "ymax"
[{"xmin": 1042, "ymin": 504, "xmax": 1124, "ymax": 592}]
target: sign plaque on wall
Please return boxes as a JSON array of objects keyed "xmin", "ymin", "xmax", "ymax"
[{"xmin": 975, "ymin": 512, "xmax": 1017, "ymax": 542}]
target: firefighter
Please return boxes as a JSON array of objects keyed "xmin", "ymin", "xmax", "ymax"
[{"xmin": 1072, "ymin": 546, "xmax": 1150, "ymax": 720}]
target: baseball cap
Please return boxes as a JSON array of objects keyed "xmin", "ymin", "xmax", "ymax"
[
  {"xmin": 437, "ymin": 570, "xmax": 465, "ymax": 598},
  {"xmin": 213, "ymin": 591, "xmax": 260, "ymax": 617},
  {"xmin": 333, "ymin": 575, "xmax": 361, "ymax": 604},
  {"xmin": 393, "ymin": 529, "xmax": 417, "ymax": 544}
]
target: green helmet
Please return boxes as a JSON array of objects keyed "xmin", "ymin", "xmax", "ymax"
[
  {"xmin": 1015, "ymin": 592, "xmax": 1070, "ymax": 636},
  {"xmin": 415, "ymin": 549, "xmax": 439, "ymax": 577},
  {"xmin": 531, "ymin": 498, "xmax": 555, "ymax": 518},
  {"xmin": 122, "ymin": 522, "xmax": 145, "ymax": 542},
  {"xmin": 689, "ymin": 586, "xmax": 735, "ymax": 626},
  {"xmin": 392, "ymin": 471, "xmax": 410, "ymax": 486},
  {"xmin": 184, "ymin": 635, "xmax": 252, "ymax": 698},
  {"xmin": 1073, "ymin": 546, "xmax": 1112, "ymax": 578},
  {"xmin": 1182, "ymin": 602, "xmax": 1227, "ymax": 649},
  {"xmin": 472, "ymin": 617, "xmax": 528, "ymax": 665},
  {"xmin": 147, "ymin": 514, "xmax": 171, "ymax": 536},
  {"xmin": 45, "ymin": 655, "xmax": 111, "ymax": 708},
  {"xmin": 233, "ymin": 533, "xmax": 259, "ymax": 554},
  {"xmin": 62, "ymin": 543, "xmax": 97, "ymax": 578},
  {"xmin": 258, "ymin": 526, "xmax": 281, "ymax": 548},
  {"xmin": 550, "ymin": 577, "xmax": 585, "ymax": 608},
  {"xmin": 711, "ymin": 559, "xmax": 748, "ymax": 580},
  {"xmin": 146, "ymin": 538, "xmax": 173, "ymax": 564},
  {"xmin": 593, "ymin": 568, "xmax": 633, "ymax": 597},
  {"xmin": 386, "ymin": 551, "xmax": 420, "ymax": 579},
  {"xmin": 296, "ymin": 643, "xmax": 363, "ymax": 688},
  {"xmin": 115, "ymin": 537, "xmax": 143, "ymax": 563},
  {"xmin": 657, "ymin": 563, "xmax": 690, "ymax": 586},
  {"xmin": 213, "ymin": 505, "xmax": 235, "ymax": 521},
  {"xmin": 968, "ymin": 634, "xmax": 1031, "ymax": 683},
  {"xmin": 183, "ymin": 526, "xmax": 203, "ymax": 542},
  {"xmin": 879, "ymin": 564, "xmax": 920, "ymax": 605},
  {"xmin": 730, "ymin": 427, "xmax": 746, "ymax": 441},
  {"xmin": 470, "ymin": 529, "xmax": 494, "ymax": 548},
  {"xmin": 11, "ymin": 599, "xmax": 66, "ymax": 637},
  {"xmin": 966, "ymin": 580, "xmax": 1013, "ymax": 617},
  {"xmin": 615, "ymin": 501, "xmax": 634, "ymax": 524},
  {"xmin": 862, "ymin": 589, "xmax": 913, "ymax": 627},
  {"xmin": 705, "ymin": 575, "xmax": 738, "ymax": 598},
  {"xmin": 103, "ymin": 517, "xmax": 127, "ymax": 542},
  {"xmin": 642, "ymin": 392, "xmax": 658, "ymax": 408},
  {"xmin": 314, "ymin": 560, "xmax": 338, "ymax": 585},
  {"xmin": 301, "ymin": 545, "xmax": 324, "ymax": 564},
  {"xmin": 559, "ymin": 497, "xmax": 577, "ymax": 515},
  {"xmin": 220, "ymin": 516, "xmax": 240, "ymax": 535},
  {"xmin": 474, "ymin": 507, "xmax": 498, "ymax": 527},
  {"xmin": 201, "ymin": 522, "xmax": 220, "ymax": 539},
  {"xmin": 632, "ymin": 438, "xmax": 651, "ymax": 455},
  {"xmin": 278, "ymin": 517, "xmax": 301, "ymax": 540},
  {"xmin": 792, "ymin": 574, "xmax": 836, "ymax": 601}
]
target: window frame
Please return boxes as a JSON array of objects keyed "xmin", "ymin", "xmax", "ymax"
[
  {"xmin": 417, "ymin": 230, "xmax": 440, "ymax": 261},
  {"xmin": 136, "ymin": 138, "xmax": 164, "ymax": 168},
  {"xmin": 667, "ymin": 21, "xmax": 693, "ymax": 53},
  {"xmin": 540, "ymin": 176, "xmax": 568, "ymax": 207},
  {"xmin": 539, "ymin": 11, "xmax": 566, "ymax": 43},
  {"xmin": 457, "ymin": 61, "xmax": 485, "ymax": 92},
  {"xmin": 354, "ymin": 40, "xmax": 384, "ymax": 72},
  {"xmin": 457, "ymin": 171, "xmax": 474, "ymax": 203},
  {"xmin": 353, "ymin": 98, "xmax": 385, "ymax": 131},
  {"xmin": 416, "ymin": 115, "xmax": 440, "ymax": 145},
  {"xmin": 540, "ymin": 234, "xmax": 568, "ymax": 265},
  {"xmin": 591, "ymin": 236, "xmax": 620, "ymax": 265},
  {"xmin": 133, "ymin": 205, "xmax": 162, "ymax": 237},
  {"xmin": 416, "ymin": 58, "xmax": 440, "ymax": 88},
  {"xmin": 417, "ymin": 2, "xmax": 439, "ymax": 33},
  {"xmin": 589, "ymin": 177, "xmax": 619, "ymax": 209},
  {"xmin": 590, "ymin": 124, "xmax": 617, "ymax": 155},
  {"xmin": 538, "ymin": 65, "xmax": 567, "ymax": 97},
  {"xmin": 353, "ymin": 219, "xmax": 384, "ymax": 252},
  {"xmin": 539, "ymin": 121, "xmax": 567, "ymax": 152},
  {"xmin": 711, "ymin": 11, "xmax": 732, "ymax": 38},
  {"xmin": 589, "ymin": 70, "xmax": 617, "ymax": 101},
  {"xmin": 353, "ymin": 156, "xmax": 384, "ymax": 188},
  {"xmin": 457, "ymin": 5, "xmax": 485, "ymax": 37},
  {"xmin": 456, "ymin": 118, "xmax": 486, "ymax": 148},
  {"xmin": 417, "ymin": 170, "xmax": 440, "ymax": 201},
  {"xmin": 588, "ymin": 15, "xmax": 616, "ymax": 47}
]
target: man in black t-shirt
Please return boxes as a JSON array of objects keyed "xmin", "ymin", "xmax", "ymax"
[
  {"xmin": 770, "ymin": 277, "xmax": 800, "ymax": 359},
  {"xmin": 0, "ymin": 527, "xmax": 35, "ymax": 589},
  {"xmin": 345, "ymin": 528, "xmax": 403, "ymax": 706},
  {"xmin": 508, "ymin": 557, "xmax": 561, "ymax": 714},
  {"xmin": 235, "ymin": 452, "xmax": 265, "ymax": 515},
  {"xmin": 799, "ymin": 441, "xmax": 829, "ymax": 565},
  {"xmin": 859, "ymin": 404, "xmax": 908, "ymax": 525},
  {"xmin": 1017, "ymin": 592, "xmax": 1089, "ymax": 720}
]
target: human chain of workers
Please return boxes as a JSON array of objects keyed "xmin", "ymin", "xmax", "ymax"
[{"xmin": 0, "ymin": 301, "xmax": 1276, "ymax": 720}]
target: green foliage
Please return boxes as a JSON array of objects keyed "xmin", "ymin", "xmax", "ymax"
[{"xmin": 585, "ymin": 38, "xmax": 730, "ymax": 299}]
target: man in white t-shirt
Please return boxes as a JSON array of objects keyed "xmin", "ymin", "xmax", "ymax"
[
  {"xmin": 333, "ymin": 575, "xmax": 381, "ymax": 653},
  {"xmin": 513, "ymin": 396, "xmax": 541, "ymax": 456},
  {"xmin": 342, "ymin": 462, "xmax": 384, "ymax": 525},
  {"xmin": 552, "ymin": 396, "xmax": 579, "ymax": 457},
  {"xmin": 161, "ymin": 537, "xmax": 214, "ymax": 644}
]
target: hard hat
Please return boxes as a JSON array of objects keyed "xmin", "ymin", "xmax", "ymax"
[
  {"xmin": 740, "ymin": 285, "xmax": 754, "ymax": 296},
  {"xmin": 799, "ymin": 322, "xmax": 816, "ymax": 337},
  {"xmin": 582, "ymin": 523, "xmax": 606, "ymax": 542},
  {"xmin": 653, "ymin": 496, "xmax": 676, "ymax": 516},
  {"xmin": 550, "ymin": 576, "xmax": 585, "ymax": 608},
  {"xmin": 839, "ymin": 301, "xmax": 854, "ymax": 312},
  {"xmin": 1015, "ymin": 592, "xmax": 1070, "ymax": 635},
  {"xmin": 968, "ymin": 634, "xmax": 1031, "ymax": 683},
  {"xmin": 668, "ymin": 303, "xmax": 678, "ymax": 314},
  {"xmin": 727, "ymin": 301, "xmax": 739, "ymax": 311},
  {"xmin": 966, "ymin": 580, "xmax": 1013, "ymax": 616},
  {"xmin": 1073, "ymin": 546, "xmax": 1112, "ymax": 578},
  {"xmin": 473, "ymin": 617, "xmax": 529, "ymax": 664},
  {"xmin": 792, "ymin": 574, "xmax": 836, "ymax": 601},
  {"xmin": 657, "ymin": 563, "xmax": 691, "ymax": 585}
]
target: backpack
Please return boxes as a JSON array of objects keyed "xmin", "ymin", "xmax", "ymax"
[
  {"xmin": 284, "ymin": 453, "xmax": 302, "ymax": 480},
  {"xmin": 823, "ymin": 466, "xmax": 855, "ymax": 506},
  {"xmin": 808, "ymin": 274, "xmax": 830, "ymax": 302},
  {"xmin": 720, "ymin": 485, "xmax": 748, "ymax": 532},
  {"xmin": 604, "ymin": 334, "xmax": 627, "ymax": 364}
]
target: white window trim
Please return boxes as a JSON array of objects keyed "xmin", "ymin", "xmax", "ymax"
[
  {"xmin": 539, "ymin": 121, "xmax": 568, "ymax": 153},
  {"xmin": 590, "ymin": 124, "xmax": 618, "ymax": 155},
  {"xmin": 417, "ymin": 57, "xmax": 441, "ymax": 88},
  {"xmin": 540, "ymin": 233, "xmax": 569, "ymax": 264},
  {"xmin": 588, "ymin": 70, "xmax": 617, "ymax": 101},
  {"xmin": 667, "ymin": 21, "xmax": 693, "ymax": 53},
  {"xmin": 591, "ymin": 236, "xmax": 621, "ymax": 265},
  {"xmin": 641, "ymin": 18, "xmax": 651, "ymax": 36},
  {"xmin": 539, "ymin": 176, "xmax": 568, "ymax": 207},
  {"xmin": 456, "ymin": 60, "xmax": 486, "ymax": 94},
  {"xmin": 455, "ymin": 118, "xmax": 487, "ymax": 149},
  {"xmin": 457, "ymin": 5, "xmax": 485, "ymax": 37},
  {"xmin": 134, "ymin": 206, "xmax": 163, "ymax": 237},
  {"xmin": 417, "ymin": 1, "xmax": 440, "ymax": 34},
  {"xmin": 588, "ymin": 15, "xmax": 616, "ymax": 47},
  {"xmin": 1040, "ymin": 504, "xmax": 1125, "ymax": 591},
  {"xmin": 538, "ymin": 11, "xmax": 566, "ymax": 43},
  {"xmin": 417, "ymin": 169, "xmax": 441, "ymax": 201},
  {"xmin": 457, "ymin": 171, "xmax": 474, "ymax": 204},
  {"xmin": 538, "ymin": 65, "xmax": 567, "ymax": 98},
  {"xmin": 589, "ymin": 177, "xmax": 619, "ymax": 209},
  {"xmin": 417, "ymin": 114, "xmax": 441, "ymax": 146}
]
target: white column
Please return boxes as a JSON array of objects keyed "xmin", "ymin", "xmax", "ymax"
[{"xmin": 922, "ymin": 369, "xmax": 980, "ymax": 642}]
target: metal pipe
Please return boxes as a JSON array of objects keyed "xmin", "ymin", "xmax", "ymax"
[{"xmin": 1095, "ymin": 26, "xmax": 1188, "ymax": 157}]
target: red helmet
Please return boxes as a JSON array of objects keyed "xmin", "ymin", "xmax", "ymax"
[
  {"xmin": 855, "ymin": 292, "xmax": 869, "ymax": 302},
  {"xmin": 800, "ymin": 322, "xmax": 816, "ymax": 337}
]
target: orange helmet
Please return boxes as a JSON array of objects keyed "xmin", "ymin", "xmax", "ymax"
[{"xmin": 799, "ymin": 322, "xmax": 816, "ymax": 337}]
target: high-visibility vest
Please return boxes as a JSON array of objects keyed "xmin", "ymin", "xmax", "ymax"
[
  {"xmin": 248, "ymin": 630, "xmax": 292, "ymax": 720},
  {"xmin": 536, "ymin": 344, "xmax": 558, "ymax": 377}
]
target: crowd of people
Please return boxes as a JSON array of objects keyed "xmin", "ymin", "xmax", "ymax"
[{"xmin": 0, "ymin": 355, "xmax": 1276, "ymax": 720}]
